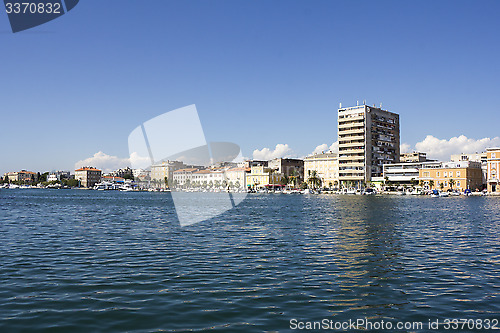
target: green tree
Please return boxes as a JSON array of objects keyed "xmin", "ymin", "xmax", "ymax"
[
  {"xmin": 289, "ymin": 169, "xmax": 299, "ymax": 187},
  {"xmin": 307, "ymin": 170, "xmax": 322, "ymax": 189},
  {"xmin": 440, "ymin": 182, "xmax": 444, "ymax": 190},
  {"xmin": 164, "ymin": 176, "xmax": 169, "ymax": 188},
  {"xmin": 429, "ymin": 180, "xmax": 435, "ymax": 189},
  {"xmin": 280, "ymin": 175, "xmax": 289, "ymax": 186},
  {"xmin": 449, "ymin": 179, "xmax": 455, "ymax": 191},
  {"xmin": 410, "ymin": 178, "xmax": 419, "ymax": 187}
]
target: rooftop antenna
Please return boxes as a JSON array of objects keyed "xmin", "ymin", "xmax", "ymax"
[
  {"xmin": 339, "ymin": 102, "xmax": 342, "ymax": 108},
  {"xmin": 363, "ymin": 99, "xmax": 366, "ymax": 105},
  {"xmin": 357, "ymin": 100, "xmax": 359, "ymax": 106}
]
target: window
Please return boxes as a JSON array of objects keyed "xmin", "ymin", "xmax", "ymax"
[
  {"xmin": 457, "ymin": 171, "xmax": 461, "ymax": 177},
  {"xmin": 449, "ymin": 171, "xmax": 453, "ymax": 177},
  {"xmin": 437, "ymin": 171, "xmax": 440, "ymax": 177},
  {"xmin": 457, "ymin": 181, "xmax": 461, "ymax": 187},
  {"xmin": 493, "ymin": 153, "xmax": 496, "ymax": 159},
  {"xmin": 444, "ymin": 172, "xmax": 447, "ymax": 177}
]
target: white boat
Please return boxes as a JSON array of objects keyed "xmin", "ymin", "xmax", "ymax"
[{"xmin": 439, "ymin": 192, "xmax": 449, "ymax": 197}]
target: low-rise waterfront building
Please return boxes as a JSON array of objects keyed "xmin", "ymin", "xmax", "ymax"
[
  {"xmin": 268, "ymin": 158, "xmax": 304, "ymax": 182},
  {"xmin": 400, "ymin": 152, "xmax": 434, "ymax": 163},
  {"xmin": 303, "ymin": 152, "xmax": 339, "ymax": 188},
  {"xmin": 381, "ymin": 161, "xmax": 441, "ymax": 185},
  {"xmin": 224, "ymin": 167, "xmax": 249, "ymax": 189},
  {"xmin": 487, "ymin": 148, "xmax": 500, "ymax": 193},
  {"xmin": 101, "ymin": 176, "xmax": 125, "ymax": 184},
  {"xmin": 191, "ymin": 169, "xmax": 225, "ymax": 188},
  {"xmin": 75, "ymin": 167, "xmax": 102, "ymax": 188},
  {"xmin": 150, "ymin": 160, "xmax": 185, "ymax": 187},
  {"xmin": 132, "ymin": 168, "xmax": 150, "ymax": 181},
  {"xmin": 109, "ymin": 167, "xmax": 133, "ymax": 179},
  {"xmin": 172, "ymin": 168, "xmax": 199, "ymax": 187},
  {"xmin": 239, "ymin": 160, "xmax": 268, "ymax": 168},
  {"xmin": 451, "ymin": 152, "xmax": 488, "ymax": 185},
  {"xmin": 5, "ymin": 170, "xmax": 38, "ymax": 182},
  {"xmin": 246, "ymin": 165, "xmax": 282, "ymax": 188},
  {"xmin": 47, "ymin": 171, "xmax": 70, "ymax": 182},
  {"xmin": 419, "ymin": 161, "xmax": 483, "ymax": 192}
]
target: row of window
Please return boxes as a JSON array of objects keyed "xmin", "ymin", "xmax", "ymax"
[{"xmin": 423, "ymin": 171, "xmax": 462, "ymax": 177}]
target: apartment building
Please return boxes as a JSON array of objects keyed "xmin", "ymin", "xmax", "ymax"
[
  {"xmin": 224, "ymin": 167, "xmax": 249, "ymax": 189},
  {"xmin": 451, "ymin": 152, "xmax": 488, "ymax": 184},
  {"xmin": 268, "ymin": 158, "xmax": 304, "ymax": 182},
  {"xmin": 418, "ymin": 161, "xmax": 483, "ymax": 192},
  {"xmin": 338, "ymin": 103, "xmax": 400, "ymax": 188},
  {"xmin": 303, "ymin": 152, "xmax": 339, "ymax": 188},
  {"xmin": 75, "ymin": 167, "xmax": 102, "ymax": 188},
  {"xmin": 246, "ymin": 165, "xmax": 282, "ymax": 188},
  {"xmin": 400, "ymin": 152, "xmax": 433, "ymax": 163},
  {"xmin": 487, "ymin": 148, "xmax": 500, "ymax": 193},
  {"xmin": 150, "ymin": 160, "xmax": 185, "ymax": 187},
  {"xmin": 47, "ymin": 171, "xmax": 70, "ymax": 182},
  {"xmin": 383, "ymin": 161, "xmax": 441, "ymax": 184},
  {"xmin": 191, "ymin": 169, "xmax": 225, "ymax": 188},
  {"xmin": 5, "ymin": 170, "xmax": 38, "ymax": 182},
  {"xmin": 172, "ymin": 168, "xmax": 199, "ymax": 187}
]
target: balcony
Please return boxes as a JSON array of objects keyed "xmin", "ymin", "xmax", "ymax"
[
  {"xmin": 339, "ymin": 115, "xmax": 364, "ymax": 122},
  {"xmin": 338, "ymin": 148, "xmax": 364, "ymax": 155},
  {"xmin": 338, "ymin": 122, "xmax": 364, "ymax": 129}
]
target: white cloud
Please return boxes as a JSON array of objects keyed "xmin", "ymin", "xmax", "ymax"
[
  {"xmin": 329, "ymin": 141, "xmax": 339, "ymax": 153},
  {"xmin": 312, "ymin": 143, "xmax": 328, "ymax": 154},
  {"xmin": 400, "ymin": 143, "xmax": 412, "ymax": 154},
  {"xmin": 74, "ymin": 151, "xmax": 132, "ymax": 173},
  {"xmin": 413, "ymin": 135, "xmax": 500, "ymax": 161},
  {"xmin": 311, "ymin": 141, "xmax": 339, "ymax": 155},
  {"xmin": 253, "ymin": 144, "xmax": 293, "ymax": 160}
]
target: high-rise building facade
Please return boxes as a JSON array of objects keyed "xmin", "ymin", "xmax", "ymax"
[{"xmin": 338, "ymin": 104, "xmax": 400, "ymax": 188}]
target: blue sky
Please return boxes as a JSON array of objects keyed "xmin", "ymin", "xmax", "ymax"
[{"xmin": 1, "ymin": 0, "xmax": 500, "ymax": 174}]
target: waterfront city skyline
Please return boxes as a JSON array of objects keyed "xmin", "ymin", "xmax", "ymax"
[{"xmin": 1, "ymin": 0, "xmax": 500, "ymax": 175}]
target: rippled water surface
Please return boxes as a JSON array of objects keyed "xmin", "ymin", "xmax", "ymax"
[{"xmin": 1, "ymin": 189, "xmax": 499, "ymax": 332}]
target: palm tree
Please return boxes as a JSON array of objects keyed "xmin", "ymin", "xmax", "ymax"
[
  {"xmin": 280, "ymin": 175, "xmax": 289, "ymax": 186},
  {"xmin": 288, "ymin": 169, "xmax": 298, "ymax": 188},
  {"xmin": 429, "ymin": 180, "xmax": 434, "ymax": 189},
  {"xmin": 307, "ymin": 170, "xmax": 322, "ymax": 189},
  {"xmin": 440, "ymin": 182, "xmax": 444, "ymax": 191},
  {"xmin": 449, "ymin": 179, "xmax": 455, "ymax": 191}
]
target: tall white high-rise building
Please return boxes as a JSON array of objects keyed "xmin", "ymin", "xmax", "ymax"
[{"xmin": 338, "ymin": 103, "xmax": 400, "ymax": 188}]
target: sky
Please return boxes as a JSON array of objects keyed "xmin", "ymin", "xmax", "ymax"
[{"xmin": 1, "ymin": 0, "xmax": 500, "ymax": 174}]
